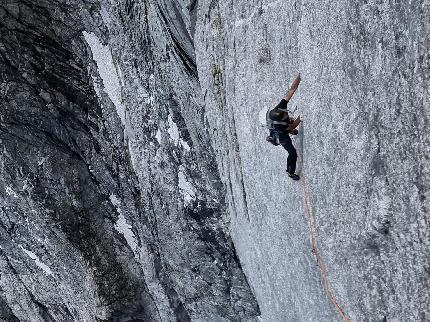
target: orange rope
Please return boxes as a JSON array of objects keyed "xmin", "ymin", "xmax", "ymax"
[{"xmin": 299, "ymin": 151, "xmax": 351, "ymax": 322}]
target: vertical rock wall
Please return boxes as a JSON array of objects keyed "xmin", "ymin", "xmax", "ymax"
[
  {"xmin": 195, "ymin": 0, "xmax": 429, "ymax": 321},
  {"xmin": 1, "ymin": 0, "xmax": 429, "ymax": 321},
  {"xmin": 0, "ymin": 0, "xmax": 259, "ymax": 321}
]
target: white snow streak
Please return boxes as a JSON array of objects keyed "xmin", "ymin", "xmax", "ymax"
[
  {"xmin": 155, "ymin": 129, "xmax": 162, "ymax": 144},
  {"xmin": 19, "ymin": 245, "xmax": 53, "ymax": 276},
  {"xmin": 167, "ymin": 115, "xmax": 180, "ymax": 144},
  {"xmin": 167, "ymin": 115, "xmax": 190, "ymax": 151},
  {"xmin": 178, "ymin": 167, "xmax": 196, "ymax": 205},
  {"xmin": 109, "ymin": 194, "xmax": 121, "ymax": 211},
  {"xmin": 115, "ymin": 214, "xmax": 138, "ymax": 253},
  {"xmin": 83, "ymin": 32, "xmax": 125, "ymax": 125},
  {"xmin": 110, "ymin": 194, "xmax": 138, "ymax": 252}
]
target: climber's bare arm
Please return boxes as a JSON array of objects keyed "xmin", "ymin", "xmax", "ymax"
[
  {"xmin": 283, "ymin": 73, "xmax": 301, "ymax": 102},
  {"xmin": 287, "ymin": 115, "xmax": 301, "ymax": 132}
]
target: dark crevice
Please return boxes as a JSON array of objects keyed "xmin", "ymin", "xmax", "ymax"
[{"xmin": 157, "ymin": 7, "xmax": 198, "ymax": 77}]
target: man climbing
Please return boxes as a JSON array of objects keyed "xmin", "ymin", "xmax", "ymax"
[{"xmin": 266, "ymin": 74, "xmax": 301, "ymax": 180}]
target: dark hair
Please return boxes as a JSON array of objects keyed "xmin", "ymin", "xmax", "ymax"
[{"xmin": 269, "ymin": 109, "xmax": 286, "ymax": 121}]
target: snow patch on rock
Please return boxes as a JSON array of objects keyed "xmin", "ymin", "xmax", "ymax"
[
  {"xmin": 167, "ymin": 114, "xmax": 180, "ymax": 144},
  {"xmin": 115, "ymin": 214, "xmax": 138, "ymax": 253},
  {"xmin": 178, "ymin": 166, "xmax": 196, "ymax": 205},
  {"xmin": 19, "ymin": 245, "xmax": 53, "ymax": 276},
  {"xmin": 109, "ymin": 193, "xmax": 121, "ymax": 212},
  {"xmin": 110, "ymin": 194, "xmax": 138, "ymax": 252},
  {"xmin": 83, "ymin": 31, "xmax": 125, "ymax": 125},
  {"xmin": 155, "ymin": 129, "xmax": 162, "ymax": 144},
  {"xmin": 167, "ymin": 115, "xmax": 190, "ymax": 151}
]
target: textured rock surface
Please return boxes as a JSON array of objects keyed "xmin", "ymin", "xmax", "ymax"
[
  {"xmin": 1, "ymin": 0, "xmax": 429, "ymax": 322},
  {"xmin": 0, "ymin": 0, "xmax": 258, "ymax": 321},
  {"xmin": 195, "ymin": 0, "xmax": 429, "ymax": 321}
]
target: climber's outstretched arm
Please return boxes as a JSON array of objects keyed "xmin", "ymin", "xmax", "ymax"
[{"xmin": 283, "ymin": 73, "xmax": 301, "ymax": 102}]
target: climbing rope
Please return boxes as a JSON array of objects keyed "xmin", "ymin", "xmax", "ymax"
[{"xmin": 298, "ymin": 146, "xmax": 351, "ymax": 322}]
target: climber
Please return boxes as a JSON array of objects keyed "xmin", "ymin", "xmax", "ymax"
[{"xmin": 266, "ymin": 74, "xmax": 301, "ymax": 180}]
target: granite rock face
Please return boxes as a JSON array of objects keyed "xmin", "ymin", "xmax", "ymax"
[
  {"xmin": 1, "ymin": 0, "xmax": 429, "ymax": 322},
  {"xmin": 0, "ymin": 1, "xmax": 259, "ymax": 321},
  {"xmin": 195, "ymin": 0, "xmax": 429, "ymax": 321}
]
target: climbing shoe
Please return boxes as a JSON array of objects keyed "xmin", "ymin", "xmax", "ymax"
[
  {"xmin": 287, "ymin": 172, "xmax": 300, "ymax": 180},
  {"xmin": 290, "ymin": 129, "xmax": 299, "ymax": 135}
]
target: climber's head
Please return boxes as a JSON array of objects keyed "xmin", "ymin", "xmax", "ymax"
[{"xmin": 269, "ymin": 109, "xmax": 288, "ymax": 121}]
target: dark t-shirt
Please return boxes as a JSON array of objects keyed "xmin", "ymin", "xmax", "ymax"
[
  {"xmin": 275, "ymin": 98, "xmax": 289, "ymax": 110},
  {"xmin": 269, "ymin": 99, "xmax": 292, "ymax": 142},
  {"xmin": 271, "ymin": 99, "xmax": 290, "ymax": 134}
]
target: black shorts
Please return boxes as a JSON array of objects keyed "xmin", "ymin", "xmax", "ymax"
[{"xmin": 275, "ymin": 99, "xmax": 288, "ymax": 110}]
